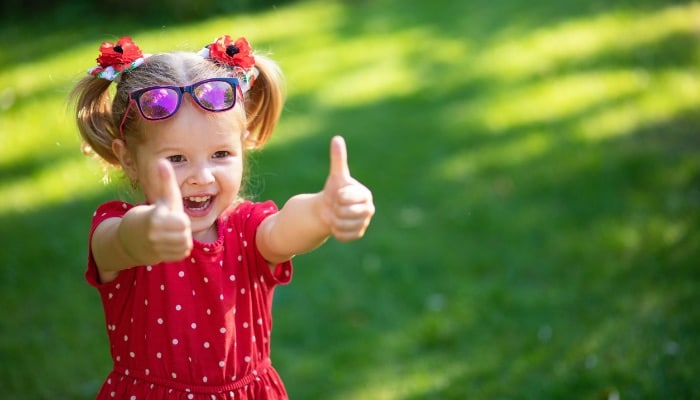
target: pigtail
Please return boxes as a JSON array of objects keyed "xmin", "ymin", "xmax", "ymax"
[
  {"xmin": 197, "ymin": 35, "xmax": 286, "ymax": 148},
  {"xmin": 243, "ymin": 54, "xmax": 285, "ymax": 149},
  {"xmin": 70, "ymin": 76, "xmax": 121, "ymax": 165}
]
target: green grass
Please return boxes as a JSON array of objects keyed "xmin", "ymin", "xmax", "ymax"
[{"xmin": 1, "ymin": 0, "xmax": 699, "ymax": 398}]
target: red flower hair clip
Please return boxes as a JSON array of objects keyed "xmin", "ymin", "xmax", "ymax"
[
  {"xmin": 198, "ymin": 35, "xmax": 259, "ymax": 94},
  {"xmin": 88, "ymin": 36, "xmax": 146, "ymax": 81},
  {"xmin": 205, "ymin": 35, "xmax": 255, "ymax": 69}
]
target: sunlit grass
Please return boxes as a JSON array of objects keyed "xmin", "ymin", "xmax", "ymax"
[
  {"xmin": 315, "ymin": 31, "xmax": 426, "ymax": 106},
  {"xmin": 1, "ymin": 97, "xmax": 74, "ymax": 157},
  {"xmin": 336, "ymin": 359, "xmax": 465, "ymax": 400},
  {"xmin": 477, "ymin": 3, "xmax": 699, "ymax": 80},
  {"xmin": 432, "ymin": 130, "xmax": 552, "ymax": 182},
  {"xmin": 1, "ymin": 0, "xmax": 699, "ymax": 398},
  {"xmin": 0, "ymin": 157, "xmax": 105, "ymax": 215},
  {"xmin": 577, "ymin": 70, "xmax": 700, "ymax": 141},
  {"xmin": 0, "ymin": 4, "xmax": 348, "ymax": 212},
  {"xmin": 478, "ymin": 70, "xmax": 647, "ymax": 131}
]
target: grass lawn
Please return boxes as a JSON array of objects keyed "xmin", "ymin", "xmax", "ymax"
[{"xmin": 1, "ymin": 0, "xmax": 699, "ymax": 398}]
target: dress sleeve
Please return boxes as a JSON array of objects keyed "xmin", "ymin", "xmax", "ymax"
[
  {"xmin": 85, "ymin": 201, "xmax": 134, "ymax": 288},
  {"xmin": 234, "ymin": 201, "xmax": 293, "ymax": 287}
]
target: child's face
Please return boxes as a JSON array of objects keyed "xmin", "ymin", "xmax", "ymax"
[{"xmin": 130, "ymin": 99, "xmax": 245, "ymax": 242}]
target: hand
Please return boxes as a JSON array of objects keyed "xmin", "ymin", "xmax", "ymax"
[
  {"xmin": 321, "ymin": 136, "xmax": 375, "ymax": 242},
  {"xmin": 146, "ymin": 160, "xmax": 193, "ymax": 262}
]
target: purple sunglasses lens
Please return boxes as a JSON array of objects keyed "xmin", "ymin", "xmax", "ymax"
[
  {"xmin": 139, "ymin": 88, "xmax": 179, "ymax": 119},
  {"xmin": 194, "ymin": 81, "xmax": 235, "ymax": 111}
]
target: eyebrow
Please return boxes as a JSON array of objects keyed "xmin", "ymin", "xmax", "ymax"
[{"xmin": 153, "ymin": 136, "xmax": 243, "ymax": 154}]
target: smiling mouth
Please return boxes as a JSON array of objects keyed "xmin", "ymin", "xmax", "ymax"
[{"xmin": 184, "ymin": 196, "xmax": 212, "ymax": 211}]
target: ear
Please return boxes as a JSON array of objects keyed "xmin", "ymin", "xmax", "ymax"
[
  {"xmin": 112, "ymin": 139, "xmax": 139, "ymax": 181},
  {"xmin": 242, "ymin": 130, "xmax": 256, "ymax": 149}
]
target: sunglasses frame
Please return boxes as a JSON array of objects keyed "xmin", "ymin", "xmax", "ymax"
[{"xmin": 119, "ymin": 77, "xmax": 241, "ymax": 138}]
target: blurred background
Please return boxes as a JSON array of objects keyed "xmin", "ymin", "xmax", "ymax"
[{"xmin": 1, "ymin": 0, "xmax": 699, "ymax": 398}]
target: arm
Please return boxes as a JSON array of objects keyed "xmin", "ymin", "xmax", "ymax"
[
  {"xmin": 256, "ymin": 136, "xmax": 375, "ymax": 265},
  {"xmin": 255, "ymin": 193, "xmax": 328, "ymax": 265},
  {"xmin": 91, "ymin": 161, "xmax": 193, "ymax": 283}
]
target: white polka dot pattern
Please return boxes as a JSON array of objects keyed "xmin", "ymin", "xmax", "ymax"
[{"xmin": 86, "ymin": 200, "xmax": 292, "ymax": 399}]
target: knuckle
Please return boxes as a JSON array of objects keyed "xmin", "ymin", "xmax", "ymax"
[{"xmin": 147, "ymin": 229, "xmax": 160, "ymax": 245}]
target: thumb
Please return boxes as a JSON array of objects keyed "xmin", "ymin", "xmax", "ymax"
[
  {"xmin": 156, "ymin": 159, "xmax": 183, "ymax": 212},
  {"xmin": 328, "ymin": 135, "xmax": 351, "ymax": 181}
]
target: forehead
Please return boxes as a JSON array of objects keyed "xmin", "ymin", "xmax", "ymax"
[{"xmin": 141, "ymin": 101, "xmax": 246, "ymax": 147}]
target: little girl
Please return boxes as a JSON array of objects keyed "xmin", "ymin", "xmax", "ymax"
[{"xmin": 71, "ymin": 35, "xmax": 374, "ymax": 399}]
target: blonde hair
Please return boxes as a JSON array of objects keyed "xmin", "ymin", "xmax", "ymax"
[{"xmin": 70, "ymin": 49, "xmax": 285, "ymax": 166}]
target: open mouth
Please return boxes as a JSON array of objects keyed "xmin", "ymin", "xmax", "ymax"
[{"xmin": 183, "ymin": 195, "xmax": 213, "ymax": 211}]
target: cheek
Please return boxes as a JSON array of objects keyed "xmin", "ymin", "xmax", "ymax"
[
  {"xmin": 215, "ymin": 160, "xmax": 244, "ymax": 189},
  {"xmin": 229, "ymin": 161, "xmax": 244, "ymax": 187}
]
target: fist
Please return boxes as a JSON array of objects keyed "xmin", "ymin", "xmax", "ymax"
[{"xmin": 321, "ymin": 136, "xmax": 375, "ymax": 242}]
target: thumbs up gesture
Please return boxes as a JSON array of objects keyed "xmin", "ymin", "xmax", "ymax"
[
  {"xmin": 146, "ymin": 159, "xmax": 193, "ymax": 262},
  {"xmin": 321, "ymin": 136, "xmax": 375, "ymax": 242}
]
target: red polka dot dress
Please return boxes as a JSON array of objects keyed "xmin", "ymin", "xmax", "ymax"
[{"xmin": 86, "ymin": 200, "xmax": 293, "ymax": 399}]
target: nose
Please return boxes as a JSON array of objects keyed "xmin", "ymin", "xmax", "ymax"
[{"xmin": 186, "ymin": 161, "xmax": 215, "ymax": 186}]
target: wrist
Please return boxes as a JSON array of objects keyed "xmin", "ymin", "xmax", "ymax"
[
  {"xmin": 117, "ymin": 206, "xmax": 152, "ymax": 266},
  {"xmin": 313, "ymin": 191, "xmax": 334, "ymax": 237}
]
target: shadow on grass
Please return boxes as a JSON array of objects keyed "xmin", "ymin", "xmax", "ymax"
[
  {"xmin": 0, "ymin": 192, "xmax": 118, "ymax": 398},
  {"xmin": 252, "ymin": 97, "xmax": 699, "ymax": 399},
  {"xmin": 397, "ymin": 111, "xmax": 700, "ymax": 399},
  {"xmin": 0, "ymin": 0, "xmax": 698, "ymax": 399},
  {"xmin": 247, "ymin": 3, "xmax": 699, "ymax": 397},
  {"xmin": 0, "ymin": 0, "xmax": 298, "ymax": 67}
]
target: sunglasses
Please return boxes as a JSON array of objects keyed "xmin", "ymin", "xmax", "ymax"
[{"xmin": 119, "ymin": 77, "xmax": 241, "ymax": 137}]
